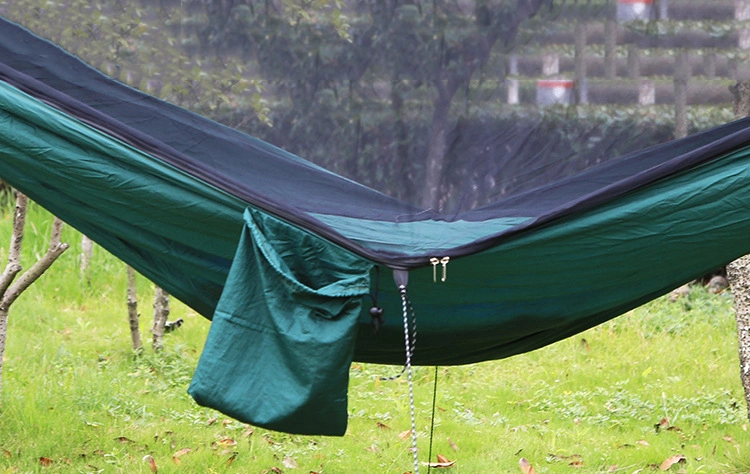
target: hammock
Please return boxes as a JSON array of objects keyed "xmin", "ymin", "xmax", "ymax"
[{"xmin": 2, "ymin": 16, "xmax": 750, "ymax": 435}]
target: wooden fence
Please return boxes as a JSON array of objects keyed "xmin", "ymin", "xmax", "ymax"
[{"xmin": 506, "ymin": 0, "xmax": 750, "ymax": 118}]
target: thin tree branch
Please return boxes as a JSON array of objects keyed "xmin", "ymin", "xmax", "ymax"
[
  {"xmin": 151, "ymin": 286, "xmax": 170, "ymax": 352},
  {"xmin": 0, "ymin": 192, "xmax": 27, "ymax": 297},
  {"xmin": 1, "ymin": 216, "xmax": 69, "ymax": 310},
  {"xmin": 80, "ymin": 235, "xmax": 93, "ymax": 284},
  {"xmin": 127, "ymin": 265, "xmax": 143, "ymax": 353}
]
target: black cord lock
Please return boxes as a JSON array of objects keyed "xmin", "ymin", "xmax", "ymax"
[{"xmin": 369, "ymin": 305, "xmax": 384, "ymax": 333}]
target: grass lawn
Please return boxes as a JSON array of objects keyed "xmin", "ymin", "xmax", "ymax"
[{"xmin": 0, "ymin": 203, "xmax": 748, "ymax": 473}]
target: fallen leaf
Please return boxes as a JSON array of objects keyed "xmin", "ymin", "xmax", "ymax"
[
  {"xmin": 376, "ymin": 421, "xmax": 391, "ymax": 430},
  {"xmin": 447, "ymin": 437, "xmax": 458, "ymax": 452},
  {"xmin": 569, "ymin": 460, "xmax": 584, "ymax": 468},
  {"xmin": 608, "ymin": 466, "xmax": 618, "ymax": 472},
  {"xmin": 519, "ymin": 458, "xmax": 537, "ymax": 474},
  {"xmin": 283, "ymin": 457, "xmax": 299, "ymax": 469},
  {"xmin": 660, "ymin": 454, "xmax": 686, "ymax": 470},
  {"xmin": 242, "ymin": 427, "xmax": 255, "ymax": 438},
  {"xmin": 213, "ymin": 438, "xmax": 237, "ymax": 449},
  {"xmin": 580, "ymin": 338, "xmax": 590, "ymax": 351},
  {"xmin": 171, "ymin": 447, "xmax": 192, "ymax": 464},
  {"xmin": 724, "ymin": 435, "xmax": 737, "ymax": 444},
  {"xmin": 114, "ymin": 436, "xmax": 134, "ymax": 443},
  {"xmin": 422, "ymin": 453, "xmax": 456, "ymax": 468},
  {"xmin": 398, "ymin": 429, "xmax": 412, "ymax": 440},
  {"xmin": 39, "ymin": 457, "xmax": 53, "ymax": 466},
  {"xmin": 206, "ymin": 417, "xmax": 218, "ymax": 426},
  {"xmin": 637, "ymin": 440, "xmax": 650, "ymax": 446},
  {"xmin": 654, "ymin": 417, "xmax": 682, "ymax": 433},
  {"xmin": 2, "ymin": 448, "xmax": 10, "ymax": 458},
  {"xmin": 222, "ymin": 419, "xmax": 233, "ymax": 426},
  {"xmin": 173, "ymin": 448, "xmax": 192, "ymax": 457},
  {"xmin": 143, "ymin": 455, "xmax": 157, "ymax": 473},
  {"xmin": 226, "ymin": 452, "xmax": 238, "ymax": 466},
  {"xmin": 263, "ymin": 434, "xmax": 280, "ymax": 445}
]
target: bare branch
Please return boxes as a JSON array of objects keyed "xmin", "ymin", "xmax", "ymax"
[
  {"xmin": 0, "ymin": 307, "xmax": 8, "ymax": 395},
  {"xmin": 0, "ymin": 192, "xmax": 27, "ymax": 296},
  {"xmin": 151, "ymin": 286, "xmax": 170, "ymax": 352},
  {"xmin": 127, "ymin": 265, "xmax": 143, "ymax": 353},
  {"xmin": 80, "ymin": 235, "xmax": 93, "ymax": 284},
  {"xmin": 1, "ymin": 217, "xmax": 69, "ymax": 310}
]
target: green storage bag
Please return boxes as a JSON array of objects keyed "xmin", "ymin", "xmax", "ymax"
[{"xmin": 189, "ymin": 208, "xmax": 372, "ymax": 435}]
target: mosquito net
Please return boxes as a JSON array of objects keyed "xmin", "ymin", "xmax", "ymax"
[{"xmin": 3, "ymin": 0, "xmax": 739, "ymax": 214}]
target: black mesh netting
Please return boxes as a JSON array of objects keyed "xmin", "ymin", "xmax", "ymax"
[{"xmin": 1, "ymin": 0, "xmax": 740, "ymax": 213}]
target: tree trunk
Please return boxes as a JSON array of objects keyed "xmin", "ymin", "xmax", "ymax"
[
  {"xmin": 728, "ymin": 257, "xmax": 750, "ymax": 416},
  {"xmin": 151, "ymin": 286, "xmax": 170, "ymax": 351},
  {"xmin": 0, "ymin": 306, "xmax": 8, "ymax": 396},
  {"xmin": 0, "ymin": 193, "xmax": 26, "ymax": 297},
  {"xmin": 80, "ymin": 235, "xmax": 93, "ymax": 284},
  {"xmin": 420, "ymin": 86, "xmax": 455, "ymax": 211},
  {"xmin": 673, "ymin": 50, "xmax": 690, "ymax": 139},
  {"xmin": 727, "ymin": 79, "xmax": 750, "ymax": 421},
  {"xmin": 418, "ymin": 0, "xmax": 554, "ymax": 211},
  {"xmin": 126, "ymin": 265, "xmax": 142, "ymax": 353},
  {"xmin": 0, "ymin": 191, "xmax": 68, "ymax": 397}
]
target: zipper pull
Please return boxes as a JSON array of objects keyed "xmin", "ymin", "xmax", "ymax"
[
  {"xmin": 440, "ymin": 256, "xmax": 450, "ymax": 282},
  {"xmin": 430, "ymin": 257, "xmax": 440, "ymax": 282}
]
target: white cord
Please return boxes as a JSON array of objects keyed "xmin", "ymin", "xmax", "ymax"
[{"xmin": 399, "ymin": 284, "xmax": 420, "ymax": 474}]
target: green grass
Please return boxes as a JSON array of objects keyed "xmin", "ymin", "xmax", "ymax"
[{"xmin": 0, "ymin": 203, "xmax": 748, "ymax": 473}]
